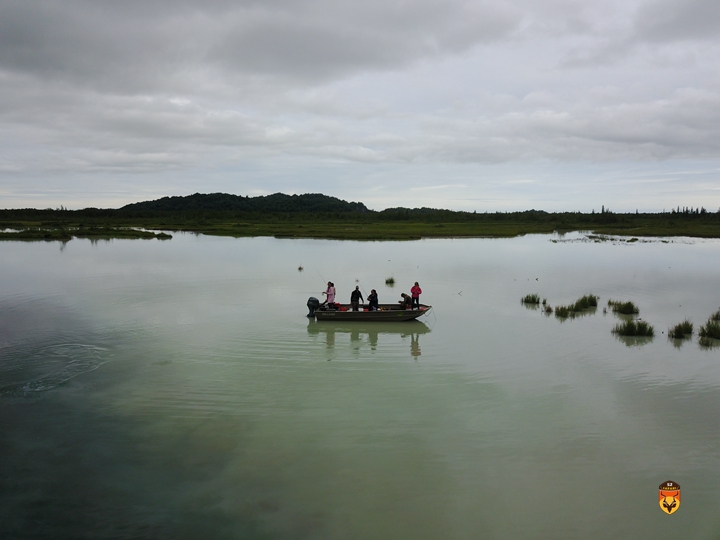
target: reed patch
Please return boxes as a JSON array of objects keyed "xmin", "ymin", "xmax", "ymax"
[
  {"xmin": 612, "ymin": 320, "xmax": 655, "ymax": 337},
  {"xmin": 668, "ymin": 319, "xmax": 693, "ymax": 340},
  {"xmin": 553, "ymin": 294, "xmax": 599, "ymax": 319},
  {"xmin": 607, "ymin": 299, "xmax": 640, "ymax": 315}
]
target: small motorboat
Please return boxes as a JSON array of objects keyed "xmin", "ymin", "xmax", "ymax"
[{"xmin": 307, "ymin": 297, "xmax": 432, "ymax": 321}]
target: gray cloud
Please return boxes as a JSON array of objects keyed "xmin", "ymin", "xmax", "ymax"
[
  {"xmin": 0, "ymin": 0, "xmax": 719, "ymax": 210},
  {"xmin": 635, "ymin": 0, "xmax": 720, "ymax": 42},
  {"xmin": 0, "ymin": 0, "xmax": 521, "ymax": 91}
]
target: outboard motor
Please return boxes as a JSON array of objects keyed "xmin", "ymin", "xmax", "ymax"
[{"xmin": 307, "ymin": 297, "xmax": 320, "ymax": 317}]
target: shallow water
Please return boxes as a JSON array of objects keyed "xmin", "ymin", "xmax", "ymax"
[{"xmin": 1, "ymin": 233, "xmax": 720, "ymax": 539}]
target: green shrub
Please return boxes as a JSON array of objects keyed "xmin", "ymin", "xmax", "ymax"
[
  {"xmin": 554, "ymin": 294, "xmax": 598, "ymax": 319},
  {"xmin": 522, "ymin": 293, "xmax": 541, "ymax": 304},
  {"xmin": 699, "ymin": 320, "xmax": 720, "ymax": 340},
  {"xmin": 668, "ymin": 319, "xmax": 693, "ymax": 339},
  {"xmin": 612, "ymin": 320, "xmax": 654, "ymax": 337},
  {"xmin": 571, "ymin": 294, "xmax": 599, "ymax": 311},
  {"xmin": 608, "ymin": 299, "xmax": 639, "ymax": 315}
]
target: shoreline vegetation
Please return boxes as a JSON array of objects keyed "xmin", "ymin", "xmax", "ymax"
[
  {"xmin": 0, "ymin": 226, "xmax": 172, "ymax": 242},
  {"xmin": 2, "ymin": 192, "xmax": 720, "ymax": 241}
]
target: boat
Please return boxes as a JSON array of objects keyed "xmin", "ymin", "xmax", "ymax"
[{"xmin": 311, "ymin": 303, "xmax": 432, "ymax": 322}]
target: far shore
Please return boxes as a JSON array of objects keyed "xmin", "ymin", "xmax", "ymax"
[{"xmin": 3, "ymin": 219, "xmax": 720, "ymax": 242}]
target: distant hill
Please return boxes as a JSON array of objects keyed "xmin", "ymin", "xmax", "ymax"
[{"xmin": 120, "ymin": 192, "xmax": 369, "ymax": 215}]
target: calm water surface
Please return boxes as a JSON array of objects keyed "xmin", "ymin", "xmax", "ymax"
[{"xmin": 1, "ymin": 233, "xmax": 720, "ymax": 539}]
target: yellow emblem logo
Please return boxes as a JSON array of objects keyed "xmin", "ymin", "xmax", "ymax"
[{"xmin": 658, "ymin": 481, "xmax": 680, "ymax": 515}]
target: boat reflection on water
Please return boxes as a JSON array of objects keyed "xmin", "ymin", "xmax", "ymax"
[{"xmin": 307, "ymin": 320, "xmax": 431, "ymax": 358}]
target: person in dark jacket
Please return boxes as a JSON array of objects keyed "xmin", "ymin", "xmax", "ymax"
[
  {"xmin": 367, "ymin": 289, "xmax": 379, "ymax": 311},
  {"xmin": 350, "ymin": 286, "xmax": 364, "ymax": 311}
]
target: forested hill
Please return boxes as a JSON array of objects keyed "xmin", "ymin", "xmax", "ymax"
[
  {"xmin": 2, "ymin": 191, "xmax": 720, "ymax": 240},
  {"xmin": 120, "ymin": 192, "xmax": 369, "ymax": 215}
]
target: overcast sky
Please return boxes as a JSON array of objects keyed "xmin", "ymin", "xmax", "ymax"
[{"xmin": 1, "ymin": 0, "xmax": 720, "ymax": 211}]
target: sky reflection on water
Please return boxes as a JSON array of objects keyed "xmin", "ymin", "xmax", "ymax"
[{"xmin": 1, "ymin": 233, "xmax": 720, "ymax": 539}]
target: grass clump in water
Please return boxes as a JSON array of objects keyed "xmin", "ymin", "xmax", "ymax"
[
  {"xmin": 668, "ymin": 319, "xmax": 693, "ymax": 339},
  {"xmin": 570, "ymin": 294, "xmax": 598, "ymax": 311},
  {"xmin": 699, "ymin": 320, "xmax": 720, "ymax": 340},
  {"xmin": 385, "ymin": 276, "xmax": 395, "ymax": 286},
  {"xmin": 700, "ymin": 311, "xmax": 720, "ymax": 346},
  {"xmin": 554, "ymin": 294, "xmax": 598, "ymax": 319},
  {"xmin": 521, "ymin": 293, "xmax": 541, "ymax": 304},
  {"xmin": 608, "ymin": 299, "xmax": 640, "ymax": 315},
  {"xmin": 612, "ymin": 319, "xmax": 655, "ymax": 337}
]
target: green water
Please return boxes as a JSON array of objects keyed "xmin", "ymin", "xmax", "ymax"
[{"xmin": 1, "ymin": 233, "xmax": 720, "ymax": 539}]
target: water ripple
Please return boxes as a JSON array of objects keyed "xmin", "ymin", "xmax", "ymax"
[{"xmin": 0, "ymin": 343, "xmax": 111, "ymax": 401}]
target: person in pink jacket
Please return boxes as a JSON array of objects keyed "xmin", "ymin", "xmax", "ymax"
[
  {"xmin": 410, "ymin": 282, "xmax": 422, "ymax": 309},
  {"xmin": 322, "ymin": 281, "xmax": 336, "ymax": 306}
]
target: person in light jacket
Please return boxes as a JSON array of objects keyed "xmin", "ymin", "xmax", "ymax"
[{"xmin": 322, "ymin": 282, "xmax": 336, "ymax": 306}]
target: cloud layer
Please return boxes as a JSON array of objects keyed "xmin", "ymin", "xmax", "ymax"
[{"xmin": 1, "ymin": 0, "xmax": 719, "ymax": 210}]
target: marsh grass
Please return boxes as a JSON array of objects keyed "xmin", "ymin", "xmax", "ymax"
[
  {"xmin": 521, "ymin": 293, "xmax": 541, "ymax": 304},
  {"xmin": 0, "ymin": 226, "xmax": 168, "ymax": 241},
  {"xmin": 553, "ymin": 294, "xmax": 598, "ymax": 319},
  {"xmin": 385, "ymin": 276, "xmax": 395, "ymax": 286},
  {"xmin": 698, "ymin": 312, "xmax": 720, "ymax": 347},
  {"xmin": 668, "ymin": 319, "xmax": 693, "ymax": 339},
  {"xmin": 608, "ymin": 299, "xmax": 640, "ymax": 315},
  {"xmin": 571, "ymin": 294, "xmax": 599, "ymax": 311},
  {"xmin": 699, "ymin": 320, "xmax": 720, "ymax": 340},
  {"xmin": 612, "ymin": 319, "xmax": 655, "ymax": 337}
]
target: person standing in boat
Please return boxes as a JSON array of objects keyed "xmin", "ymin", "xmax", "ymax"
[
  {"xmin": 410, "ymin": 282, "xmax": 422, "ymax": 309},
  {"xmin": 322, "ymin": 281, "xmax": 336, "ymax": 307},
  {"xmin": 350, "ymin": 285, "xmax": 364, "ymax": 311},
  {"xmin": 367, "ymin": 289, "xmax": 379, "ymax": 311}
]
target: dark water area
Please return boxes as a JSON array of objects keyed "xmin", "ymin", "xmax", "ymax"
[{"xmin": 2, "ymin": 233, "xmax": 720, "ymax": 539}]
